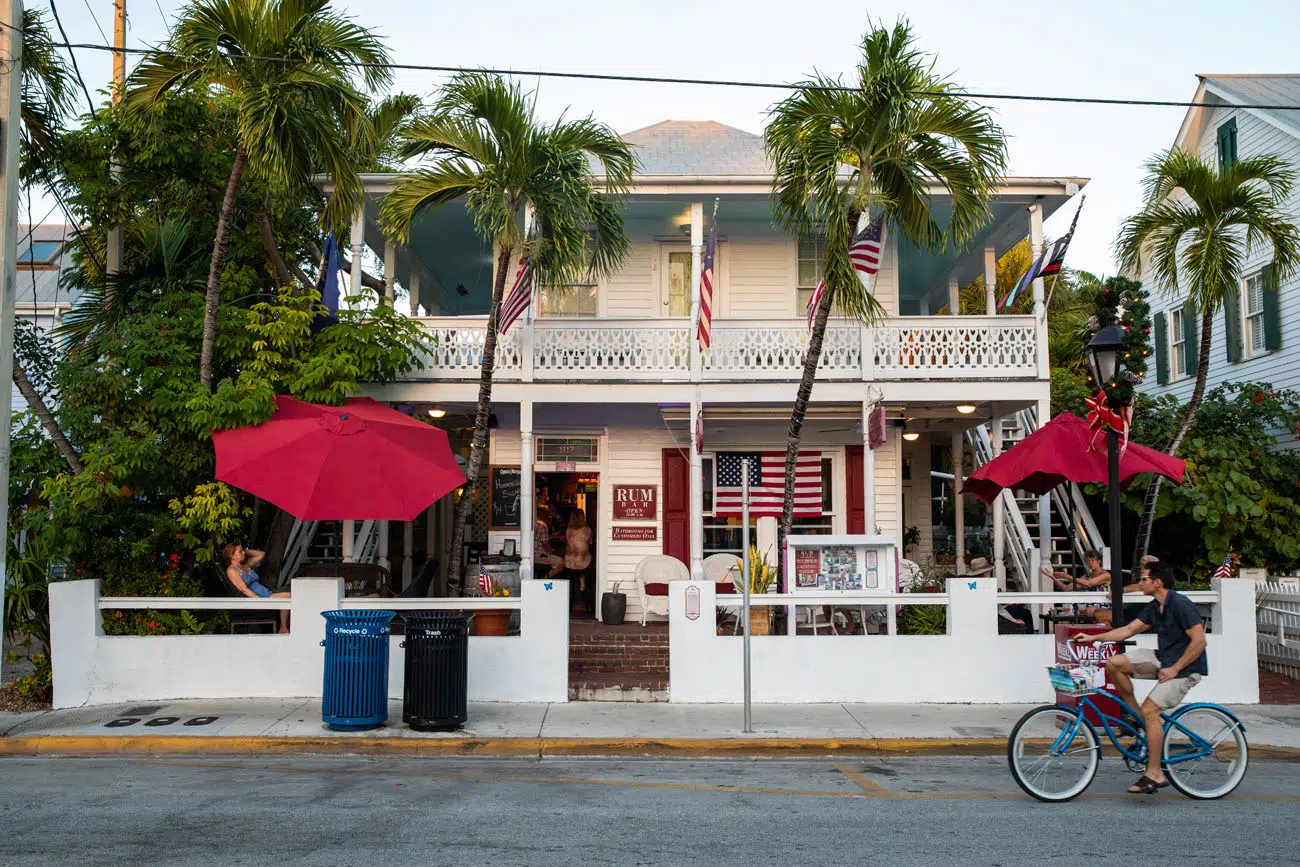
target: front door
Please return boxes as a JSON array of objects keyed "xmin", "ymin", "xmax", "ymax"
[
  {"xmin": 661, "ymin": 448, "xmax": 690, "ymax": 566},
  {"xmin": 660, "ymin": 246, "xmax": 693, "ymax": 318}
]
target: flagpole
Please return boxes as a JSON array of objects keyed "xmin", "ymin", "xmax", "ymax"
[{"xmin": 741, "ymin": 457, "xmax": 752, "ymax": 733}]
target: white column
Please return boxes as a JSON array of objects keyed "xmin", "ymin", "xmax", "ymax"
[
  {"xmin": 991, "ymin": 409, "xmax": 1006, "ymax": 588},
  {"xmin": 756, "ymin": 517, "xmax": 778, "ymax": 563},
  {"xmin": 342, "ymin": 520, "xmax": 354, "ymax": 562},
  {"xmin": 861, "ymin": 402, "xmax": 876, "ymax": 534},
  {"xmin": 947, "ymin": 275, "xmax": 960, "ymax": 315},
  {"xmin": 425, "ymin": 503, "xmax": 438, "ymax": 593},
  {"xmin": 377, "ymin": 520, "xmax": 390, "ymax": 572},
  {"xmin": 952, "ymin": 429, "xmax": 964, "ymax": 575},
  {"xmin": 984, "ymin": 247, "xmax": 997, "ymax": 316},
  {"xmin": 408, "ymin": 272, "xmax": 420, "ymax": 317},
  {"xmin": 348, "ymin": 205, "xmax": 365, "ymax": 310},
  {"xmin": 402, "ymin": 521, "xmax": 414, "ymax": 587},
  {"xmin": 688, "ymin": 201, "xmax": 704, "ymax": 383},
  {"xmin": 1029, "ymin": 203, "xmax": 1050, "ymax": 380},
  {"xmin": 689, "ymin": 389, "xmax": 704, "ymax": 580},
  {"xmin": 383, "ymin": 240, "xmax": 396, "ymax": 306},
  {"xmin": 520, "ymin": 400, "xmax": 535, "ymax": 582},
  {"xmin": 1037, "ymin": 396, "xmax": 1053, "ymax": 577}
]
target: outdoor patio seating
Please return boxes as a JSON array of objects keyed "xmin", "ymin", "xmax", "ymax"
[
  {"xmin": 215, "ymin": 566, "xmax": 278, "ymax": 634},
  {"xmin": 634, "ymin": 555, "xmax": 690, "ymax": 625}
]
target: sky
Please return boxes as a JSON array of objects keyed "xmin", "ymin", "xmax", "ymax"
[{"xmin": 34, "ymin": 0, "xmax": 1300, "ymax": 278}]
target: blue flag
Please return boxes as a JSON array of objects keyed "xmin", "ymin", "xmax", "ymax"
[{"xmin": 311, "ymin": 233, "xmax": 341, "ymax": 333}]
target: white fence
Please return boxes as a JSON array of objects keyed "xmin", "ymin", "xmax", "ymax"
[
  {"xmin": 669, "ymin": 578, "xmax": 1258, "ymax": 704},
  {"xmin": 49, "ymin": 577, "xmax": 570, "ymax": 709},
  {"xmin": 1257, "ymin": 580, "xmax": 1300, "ymax": 679}
]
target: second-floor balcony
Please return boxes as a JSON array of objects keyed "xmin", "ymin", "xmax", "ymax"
[{"xmin": 410, "ymin": 313, "xmax": 1042, "ymax": 384}]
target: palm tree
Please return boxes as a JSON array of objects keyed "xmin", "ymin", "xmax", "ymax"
[
  {"xmin": 123, "ymin": 0, "xmax": 391, "ymax": 388},
  {"xmin": 18, "ymin": 9, "xmax": 75, "ymax": 183},
  {"xmin": 380, "ymin": 73, "xmax": 636, "ymax": 591},
  {"xmin": 764, "ymin": 21, "xmax": 1007, "ymax": 549},
  {"xmin": 1117, "ymin": 148, "xmax": 1300, "ymax": 563}
]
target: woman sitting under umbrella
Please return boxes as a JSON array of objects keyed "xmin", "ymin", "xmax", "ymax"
[{"xmin": 223, "ymin": 543, "xmax": 290, "ymax": 633}]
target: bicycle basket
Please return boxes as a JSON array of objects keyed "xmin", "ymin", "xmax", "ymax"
[{"xmin": 1047, "ymin": 664, "xmax": 1102, "ymax": 697}]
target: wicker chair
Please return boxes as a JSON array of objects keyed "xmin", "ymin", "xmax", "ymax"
[{"xmin": 634, "ymin": 555, "xmax": 690, "ymax": 625}]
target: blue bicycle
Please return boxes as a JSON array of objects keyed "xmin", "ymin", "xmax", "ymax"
[{"xmin": 1007, "ymin": 645, "xmax": 1249, "ymax": 802}]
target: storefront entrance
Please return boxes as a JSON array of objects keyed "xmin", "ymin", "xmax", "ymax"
[{"xmin": 534, "ymin": 471, "xmax": 599, "ymax": 618}]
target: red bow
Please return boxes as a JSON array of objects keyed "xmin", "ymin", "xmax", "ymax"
[{"xmin": 1085, "ymin": 390, "xmax": 1133, "ymax": 454}]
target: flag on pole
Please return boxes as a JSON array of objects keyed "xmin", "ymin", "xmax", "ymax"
[
  {"xmin": 1003, "ymin": 196, "xmax": 1085, "ymax": 308},
  {"xmin": 498, "ymin": 253, "xmax": 534, "ymax": 334},
  {"xmin": 478, "ymin": 563, "xmax": 494, "ymax": 596},
  {"xmin": 848, "ymin": 214, "xmax": 886, "ymax": 288},
  {"xmin": 1212, "ymin": 554, "xmax": 1233, "ymax": 580},
  {"xmin": 697, "ymin": 207, "xmax": 718, "ymax": 350},
  {"xmin": 805, "ymin": 280, "xmax": 825, "ymax": 331},
  {"xmin": 311, "ymin": 233, "xmax": 341, "ymax": 334},
  {"xmin": 714, "ymin": 451, "xmax": 822, "ymax": 518}
]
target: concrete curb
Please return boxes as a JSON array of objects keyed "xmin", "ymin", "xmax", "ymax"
[{"xmin": 3, "ymin": 734, "xmax": 1298, "ymax": 760}]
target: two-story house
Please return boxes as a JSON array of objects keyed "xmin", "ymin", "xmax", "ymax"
[
  {"xmin": 331, "ymin": 120, "xmax": 1086, "ymax": 620},
  {"xmin": 1139, "ymin": 75, "xmax": 1300, "ymax": 435}
]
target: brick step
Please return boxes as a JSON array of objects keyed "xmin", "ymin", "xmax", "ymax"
[
  {"xmin": 569, "ymin": 661, "xmax": 669, "ymax": 674},
  {"xmin": 569, "ymin": 644, "xmax": 669, "ymax": 657},
  {"xmin": 568, "ymin": 671, "xmax": 669, "ymax": 702}
]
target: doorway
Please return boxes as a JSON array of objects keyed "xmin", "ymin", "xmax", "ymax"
[{"xmin": 535, "ymin": 471, "xmax": 599, "ymax": 618}]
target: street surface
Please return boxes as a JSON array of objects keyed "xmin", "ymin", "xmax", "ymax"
[{"xmin": 3, "ymin": 755, "xmax": 1299, "ymax": 866}]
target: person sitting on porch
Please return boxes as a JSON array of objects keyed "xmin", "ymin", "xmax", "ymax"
[
  {"xmin": 223, "ymin": 543, "xmax": 290, "ymax": 633},
  {"xmin": 534, "ymin": 513, "xmax": 564, "ymax": 579},
  {"xmin": 563, "ymin": 509, "xmax": 594, "ymax": 614},
  {"xmin": 1041, "ymin": 549, "xmax": 1112, "ymax": 624}
]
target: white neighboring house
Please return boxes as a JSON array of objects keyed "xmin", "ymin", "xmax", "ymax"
[
  {"xmin": 12, "ymin": 223, "xmax": 80, "ymax": 412},
  {"xmin": 1138, "ymin": 76, "xmax": 1300, "ymax": 435}
]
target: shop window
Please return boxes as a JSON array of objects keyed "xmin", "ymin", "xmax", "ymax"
[
  {"xmin": 536, "ymin": 283, "xmax": 598, "ymax": 317},
  {"xmin": 796, "ymin": 235, "xmax": 825, "ymax": 314},
  {"xmin": 536, "ymin": 437, "xmax": 599, "ymax": 463}
]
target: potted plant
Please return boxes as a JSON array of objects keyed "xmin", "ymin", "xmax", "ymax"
[
  {"xmin": 729, "ymin": 546, "xmax": 777, "ymax": 636},
  {"xmin": 472, "ymin": 583, "xmax": 513, "ymax": 636}
]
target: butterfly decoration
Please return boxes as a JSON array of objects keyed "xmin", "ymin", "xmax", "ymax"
[
  {"xmin": 967, "ymin": 581, "xmax": 977, "ymax": 590},
  {"xmin": 544, "ymin": 582, "xmax": 553, "ymax": 591}
]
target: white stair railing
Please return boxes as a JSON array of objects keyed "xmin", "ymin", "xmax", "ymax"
[
  {"xmin": 967, "ymin": 425, "xmax": 1036, "ymax": 590},
  {"xmin": 277, "ymin": 519, "xmax": 319, "ymax": 589},
  {"xmin": 354, "ymin": 520, "xmax": 379, "ymax": 563},
  {"xmin": 1015, "ymin": 407, "xmax": 1104, "ymax": 564}
]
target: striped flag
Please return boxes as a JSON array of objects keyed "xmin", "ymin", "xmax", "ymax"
[
  {"xmin": 714, "ymin": 451, "xmax": 823, "ymax": 518},
  {"xmin": 478, "ymin": 564, "xmax": 493, "ymax": 596},
  {"xmin": 1003, "ymin": 196, "xmax": 1084, "ymax": 308},
  {"xmin": 805, "ymin": 280, "xmax": 825, "ymax": 332},
  {"xmin": 849, "ymin": 214, "xmax": 886, "ymax": 288},
  {"xmin": 497, "ymin": 253, "xmax": 534, "ymax": 334},
  {"xmin": 697, "ymin": 210, "xmax": 718, "ymax": 350},
  {"xmin": 1212, "ymin": 554, "xmax": 1233, "ymax": 580}
]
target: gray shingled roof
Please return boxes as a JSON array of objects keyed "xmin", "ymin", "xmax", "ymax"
[
  {"xmin": 1201, "ymin": 75, "xmax": 1300, "ymax": 138},
  {"xmin": 618, "ymin": 120, "xmax": 771, "ymax": 176},
  {"xmin": 16, "ymin": 224, "xmax": 80, "ymax": 307}
]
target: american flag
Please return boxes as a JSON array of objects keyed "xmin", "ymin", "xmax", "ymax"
[
  {"xmin": 1212, "ymin": 554, "xmax": 1233, "ymax": 580},
  {"xmin": 848, "ymin": 214, "xmax": 886, "ymax": 288},
  {"xmin": 478, "ymin": 564, "xmax": 493, "ymax": 596},
  {"xmin": 697, "ymin": 210, "xmax": 717, "ymax": 350},
  {"xmin": 1003, "ymin": 196, "xmax": 1084, "ymax": 308},
  {"xmin": 497, "ymin": 253, "xmax": 533, "ymax": 334},
  {"xmin": 805, "ymin": 279, "xmax": 825, "ymax": 331},
  {"xmin": 714, "ymin": 451, "xmax": 822, "ymax": 518}
]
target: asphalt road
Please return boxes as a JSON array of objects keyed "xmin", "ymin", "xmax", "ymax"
[{"xmin": 3, "ymin": 755, "xmax": 1300, "ymax": 866}]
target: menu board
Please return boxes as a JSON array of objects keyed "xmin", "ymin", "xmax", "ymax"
[
  {"xmin": 489, "ymin": 466, "xmax": 521, "ymax": 529},
  {"xmin": 794, "ymin": 548, "xmax": 822, "ymax": 587}
]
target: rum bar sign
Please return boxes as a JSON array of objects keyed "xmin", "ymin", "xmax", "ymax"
[
  {"xmin": 612, "ymin": 485, "xmax": 657, "ymax": 520},
  {"xmin": 612, "ymin": 526, "xmax": 658, "ymax": 541}
]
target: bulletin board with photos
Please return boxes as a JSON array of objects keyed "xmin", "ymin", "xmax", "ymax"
[{"xmin": 786, "ymin": 535, "xmax": 898, "ymax": 594}]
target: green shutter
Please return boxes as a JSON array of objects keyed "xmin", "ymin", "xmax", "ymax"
[
  {"xmin": 1182, "ymin": 302, "xmax": 1198, "ymax": 374},
  {"xmin": 1224, "ymin": 286, "xmax": 1243, "ymax": 363},
  {"xmin": 1263, "ymin": 263, "xmax": 1282, "ymax": 351},
  {"xmin": 1154, "ymin": 312, "xmax": 1169, "ymax": 384},
  {"xmin": 1217, "ymin": 118, "xmax": 1238, "ymax": 172}
]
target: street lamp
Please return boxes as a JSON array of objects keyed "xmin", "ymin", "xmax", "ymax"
[{"xmin": 1086, "ymin": 324, "xmax": 1127, "ymax": 625}]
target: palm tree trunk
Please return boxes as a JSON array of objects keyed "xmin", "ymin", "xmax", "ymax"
[
  {"xmin": 200, "ymin": 146, "xmax": 249, "ymax": 389},
  {"xmin": 1131, "ymin": 305, "xmax": 1215, "ymax": 564},
  {"xmin": 251, "ymin": 206, "xmax": 308, "ymax": 289},
  {"xmin": 780, "ymin": 282, "xmax": 835, "ymax": 587},
  {"xmin": 445, "ymin": 243, "xmax": 513, "ymax": 595},
  {"xmin": 13, "ymin": 360, "xmax": 82, "ymax": 474}
]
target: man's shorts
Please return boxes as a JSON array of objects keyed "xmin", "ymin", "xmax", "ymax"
[{"xmin": 1127, "ymin": 648, "xmax": 1203, "ymax": 709}]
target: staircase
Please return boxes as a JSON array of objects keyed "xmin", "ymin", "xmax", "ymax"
[{"xmin": 568, "ymin": 620, "xmax": 669, "ymax": 701}]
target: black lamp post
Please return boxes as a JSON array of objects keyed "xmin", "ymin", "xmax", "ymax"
[{"xmin": 1086, "ymin": 324, "xmax": 1127, "ymax": 626}]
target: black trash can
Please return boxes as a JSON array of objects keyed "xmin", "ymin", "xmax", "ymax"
[
  {"xmin": 401, "ymin": 611, "xmax": 471, "ymax": 731},
  {"xmin": 601, "ymin": 588, "xmax": 627, "ymax": 626},
  {"xmin": 320, "ymin": 610, "xmax": 396, "ymax": 731}
]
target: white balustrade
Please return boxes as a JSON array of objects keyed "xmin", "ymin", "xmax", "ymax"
[
  {"xmin": 872, "ymin": 315, "xmax": 1038, "ymax": 379},
  {"xmin": 532, "ymin": 318, "xmax": 690, "ymax": 380},
  {"xmin": 704, "ymin": 322, "xmax": 860, "ymax": 381}
]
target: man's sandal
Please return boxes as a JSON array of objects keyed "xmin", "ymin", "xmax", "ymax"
[{"xmin": 1127, "ymin": 775, "xmax": 1169, "ymax": 795}]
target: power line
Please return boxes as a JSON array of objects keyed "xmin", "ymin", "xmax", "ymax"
[
  {"xmin": 79, "ymin": 0, "xmax": 109, "ymax": 44},
  {"xmin": 47, "ymin": 1, "xmax": 100, "ymax": 121}
]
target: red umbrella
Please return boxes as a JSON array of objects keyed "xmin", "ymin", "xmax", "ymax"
[
  {"xmin": 213, "ymin": 396, "xmax": 466, "ymax": 521},
  {"xmin": 963, "ymin": 412, "xmax": 1185, "ymax": 503}
]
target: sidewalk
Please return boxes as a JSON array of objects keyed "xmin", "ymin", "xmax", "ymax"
[{"xmin": 4, "ymin": 699, "xmax": 1300, "ymax": 758}]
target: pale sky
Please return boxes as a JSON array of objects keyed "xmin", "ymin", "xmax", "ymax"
[{"xmin": 37, "ymin": 0, "xmax": 1300, "ymax": 277}]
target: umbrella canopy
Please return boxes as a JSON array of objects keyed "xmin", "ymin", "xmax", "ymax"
[
  {"xmin": 213, "ymin": 396, "xmax": 466, "ymax": 521},
  {"xmin": 963, "ymin": 412, "xmax": 1186, "ymax": 503}
]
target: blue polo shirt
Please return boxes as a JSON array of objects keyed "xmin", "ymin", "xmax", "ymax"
[{"xmin": 1137, "ymin": 589, "xmax": 1208, "ymax": 676}]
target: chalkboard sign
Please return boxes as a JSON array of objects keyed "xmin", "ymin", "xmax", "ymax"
[{"xmin": 490, "ymin": 466, "xmax": 521, "ymax": 529}]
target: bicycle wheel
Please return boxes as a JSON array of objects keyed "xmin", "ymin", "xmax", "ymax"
[
  {"xmin": 1163, "ymin": 705, "xmax": 1249, "ymax": 800},
  {"xmin": 1008, "ymin": 705, "xmax": 1099, "ymax": 802}
]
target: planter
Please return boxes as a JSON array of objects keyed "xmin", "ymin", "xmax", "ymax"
[
  {"xmin": 472, "ymin": 610, "xmax": 511, "ymax": 636},
  {"xmin": 748, "ymin": 606, "xmax": 770, "ymax": 636},
  {"xmin": 601, "ymin": 591, "xmax": 627, "ymax": 626}
]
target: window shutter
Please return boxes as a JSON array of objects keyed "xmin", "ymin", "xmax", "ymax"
[
  {"xmin": 1217, "ymin": 118, "xmax": 1238, "ymax": 172},
  {"xmin": 1154, "ymin": 312, "xmax": 1169, "ymax": 385},
  {"xmin": 1224, "ymin": 286, "xmax": 1243, "ymax": 363},
  {"xmin": 1182, "ymin": 302, "xmax": 1198, "ymax": 375},
  {"xmin": 1263, "ymin": 263, "xmax": 1282, "ymax": 351}
]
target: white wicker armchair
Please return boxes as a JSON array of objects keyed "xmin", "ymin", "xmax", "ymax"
[
  {"xmin": 703, "ymin": 553, "xmax": 742, "ymax": 633},
  {"xmin": 634, "ymin": 555, "xmax": 690, "ymax": 625}
]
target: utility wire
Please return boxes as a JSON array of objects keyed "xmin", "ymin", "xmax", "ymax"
[
  {"xmin": 47, "ymin": 1, "xmax": 100, "ymax": 121},
  {"xmin": 78, "ymin": 0, "xmax": 109, "ymax": 45}
]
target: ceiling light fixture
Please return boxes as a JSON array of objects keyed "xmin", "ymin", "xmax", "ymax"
[
  {"xmin": 956, "ymin": 404, "xmax": 977, "ymax": 415},
  {"xmin": 427, "ymin": 407, "xmax": 447, "ymax": 419},
  {"xmin": 902, "ymin": 431, "xmax": 920, "ymax": 442}
]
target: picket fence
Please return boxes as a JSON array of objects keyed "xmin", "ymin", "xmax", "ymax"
[{"xmin": 1257, "ymin": 580, "xmax": 1300, "ymax": 680}]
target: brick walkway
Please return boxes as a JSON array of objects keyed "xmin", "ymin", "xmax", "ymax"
[{"xmin": 1258, "ymin": 667, "xmax": 1300, "ymax": 704}]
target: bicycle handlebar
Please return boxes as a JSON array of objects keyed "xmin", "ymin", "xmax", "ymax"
[{"xmin": 1066, "ymin": 637, "xmax": 1136, "ymax": 648}]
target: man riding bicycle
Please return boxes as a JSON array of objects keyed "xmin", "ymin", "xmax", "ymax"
[{"xmin": 1075, "ymin": 560, "xmax": 1208, "ymax": 795}]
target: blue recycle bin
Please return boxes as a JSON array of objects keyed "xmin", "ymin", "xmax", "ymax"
[{"xmin": 320, "ymin": 610, "xmax": 396, "ymax": 730}]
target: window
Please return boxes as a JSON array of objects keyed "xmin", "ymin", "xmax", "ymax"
[
  {"xmin": 796, "ymin": 235, "xmax": 825, "ymax": 313},
  {"xmin": 536, "ymin": 283, "xmax": 598, "ymax": 317},
  {"xmin": 536, "ymin": 437, "xmax": 599, "ymax": 463},
  {"xmin": 701, "ymin": 454, "xmax": 834, "ymax": 557},
  {"xmin": 18, "ymin": 240, "xmax": 62, "ymax": 265},
  {"xmin": 1170, "ymin": 308, "xmax": 1186, "ymax": 378},
  {"xmin": 1243, "ymin": 272, "xmax": 1267, "ymax": 355},
  {"xmin": 1217, "ymin": 118, "xmax": 1238, "ymax": 173}
]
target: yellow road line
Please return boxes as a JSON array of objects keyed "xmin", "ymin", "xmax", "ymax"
[{"xmin": 835, "ymin": 763, "xmax": 890, "ymax": 794}]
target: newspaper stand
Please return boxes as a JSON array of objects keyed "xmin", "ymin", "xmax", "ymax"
[{"xmin": 1053, "ymin": 622, "xmax": 1121, "ymax": 725}]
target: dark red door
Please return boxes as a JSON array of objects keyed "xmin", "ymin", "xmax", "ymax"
[
  {"xmin": 662, "ymin": 448, "xmax": 690, "ymax": 566},
  {"xmin": 846, "ymin": 446, "xmax": 865, "ymax": 534}
]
